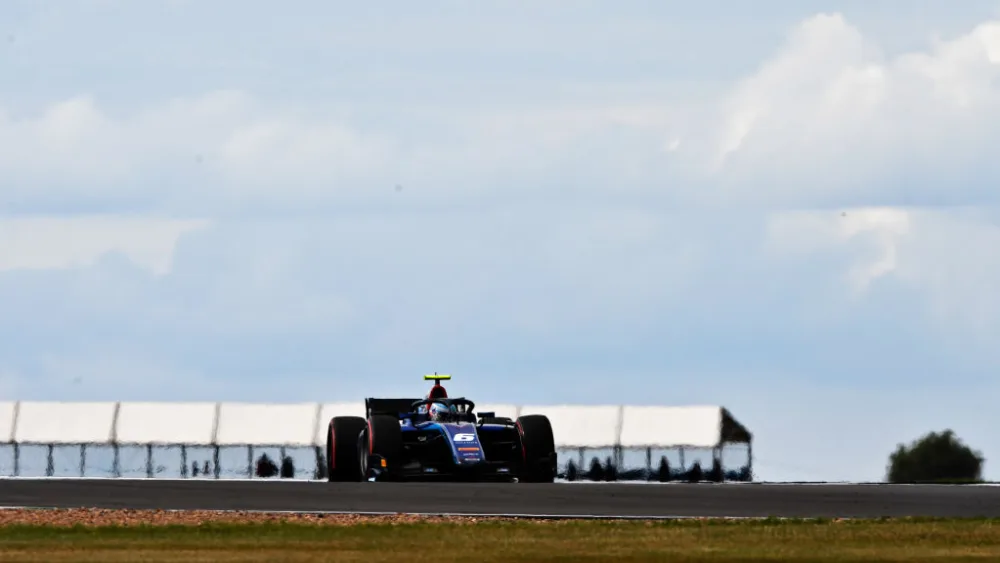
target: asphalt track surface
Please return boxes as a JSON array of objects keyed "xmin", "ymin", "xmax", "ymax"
[{"xmin": 2, "ymin": 480, "xmax": 1000, "ymax": 518}]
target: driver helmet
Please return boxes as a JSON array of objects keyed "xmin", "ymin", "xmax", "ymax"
[{"xmin": 427, "ymin": 401, "xmax": 453, "ymax": 421}]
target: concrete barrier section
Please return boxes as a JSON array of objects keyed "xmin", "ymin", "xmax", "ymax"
[
  {"xmin": 216, "ymin": 403, "xmax": 318, "ymax": 447},
  {"xmin": 115, "ymin": 402, "xmax": 217, "ymax": 446},
  {"xmin": 0, "ymin": 401, "xmax": 751, "ymax": 464},
  {"xmin": 520, "ymin": 405, "xmax": 621, "ymax": 448},
  {"xmin": 0, "ymin": 402, "xmax": 16, "ymax": 443},
  {"xmin": 620, "ymin": 405, "xmax": 722, "ymax": 448},
  {"xmin": 15, "ymin": 402, "xmax": 117, "ymax": 444}
]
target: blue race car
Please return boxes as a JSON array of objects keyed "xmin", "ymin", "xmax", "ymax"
[{"xmin": 324, "ymin": 374, "xmax": 557, "ymax": 482}]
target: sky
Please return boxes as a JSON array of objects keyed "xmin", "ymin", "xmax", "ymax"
[{"xmin": 2, "ymin": 0, "xmax": 1000, "ymax": 483}]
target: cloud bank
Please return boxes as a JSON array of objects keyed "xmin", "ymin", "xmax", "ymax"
[{"xmin": 2, "ymin": 7, "xmax": 1000, "ymax": 481}]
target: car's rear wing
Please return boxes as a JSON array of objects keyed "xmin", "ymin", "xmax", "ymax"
[{"xmin": 365, "ymin": 398, "xmax": 421, "ymax": 418}]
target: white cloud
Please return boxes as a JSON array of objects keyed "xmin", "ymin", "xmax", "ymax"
[
  {"xmin": 893, "ymin": 210, "xmax": 1000, "ymax": 340},
  {"xmin": 0, "ymin": 91, "xmax": 677, "ymax": 211},
  {"xmin": 3, "ymin": 10, "xmax": 1000, "ymax": 215},
  {"xmin": 0, "ymin": 215, "xmax": 209, "ymax": 275},
  {"xmin": 765, "ymin": 207, "xmax": 911, "ymax": 293},
  {"xmin": 676, "ymin": 13, "xmax": 1000, "ymax": 207},
  {"xmin": 763, "ymin": 205, "xmax": 1000, "ymax": 357}
]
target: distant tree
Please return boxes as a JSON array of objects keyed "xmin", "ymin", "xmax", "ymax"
[{"xmin": 886, "ymin": 430, "xmax": 984, "ymax": 484}]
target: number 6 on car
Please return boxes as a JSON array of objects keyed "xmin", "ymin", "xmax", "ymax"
[{"xmin": 454, "ymin": 433, "xmax": 475, "ymax": 442}]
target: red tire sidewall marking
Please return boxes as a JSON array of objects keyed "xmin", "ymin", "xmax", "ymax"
[
  {"xmin": 516, "ymin": 421, "xmax": 527, "ymax": 463},
  {"xmin": 368, "ymin": 420, "xmax": 374, "ymax": 454}
]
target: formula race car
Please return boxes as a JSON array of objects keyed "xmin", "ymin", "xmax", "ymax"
[{"xmin": 325, "ymin": 374, "xmax": 557, "ymax": 482}]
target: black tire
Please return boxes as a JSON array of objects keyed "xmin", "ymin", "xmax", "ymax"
[
  {"xmin": 326, "ymin": 416, "xmax": 366, "ymax": 482},
  {"xmin": 359, "ymin": 414, "xmax": 403, "ymax": 480},
  {"xmin": 517, "ymin": 414, "xmax": 557, "ymax": 483}
]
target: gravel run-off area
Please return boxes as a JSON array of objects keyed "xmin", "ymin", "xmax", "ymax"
[{"xmin": 0, "ymin": 508, "xmax": 561, "ymax": 527}]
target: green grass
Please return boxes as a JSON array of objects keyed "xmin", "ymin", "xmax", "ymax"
[{"xmin": 0, "ymin": 518, "xmax": 999, "ymax": 562}]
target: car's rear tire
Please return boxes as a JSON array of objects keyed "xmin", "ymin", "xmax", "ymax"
[
  {"xmin": 326, "ymin": 416, "xmax": 366, "ymax": 482},
  {"xmin": 517, "ymin": 414, "xmax": 557, "ymax": 483},
  {"xmin": 359, "ymin": 414, "xmax": 403, "ymax": 480}
]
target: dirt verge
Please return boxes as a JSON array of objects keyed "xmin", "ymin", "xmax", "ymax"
[{"xmin": 0, "ymin": 508, "xmax": 542, "ymax": 527}]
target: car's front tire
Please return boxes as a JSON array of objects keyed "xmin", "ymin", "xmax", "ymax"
[
  {"xmin": 516, "ymin": 414, "xmax": 557, "ymax": 483},
  {"xmin": 326, "ymin": 416, "xmax": 367, "ymax": 482}
]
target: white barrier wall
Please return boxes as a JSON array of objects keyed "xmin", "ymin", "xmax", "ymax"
[
  {"xmin": 115, "ymin": 402, "xmax": 217, "ymax": 446},
  {"xmin": 0, "ymin": 401, "xmax": 750, "ymax": 450},
  {"xmin": 521, "ymin": 405, "xmax": 621, "ymax": 448},
  {"xmin": 216, "ymin": 403, "xmax": 319, "ymax": 447},
  {"xmin": 0, "ymin": 402, "xmax": 16, "ymax": 443},
  {"xmin": 619, "ymin": 406, "xmax": 723, "ymax": 449},
  {"xmin": 15, "ymin": 402, "xmax": 117, "ymax": 445}
]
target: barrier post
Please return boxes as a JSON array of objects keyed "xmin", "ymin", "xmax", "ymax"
[{"xmin": 314, "ymin": 445, "xmax": 324, "ymax": 480}]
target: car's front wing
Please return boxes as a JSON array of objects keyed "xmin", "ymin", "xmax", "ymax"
[{"xmin": 365, "ymin": 453, "xmax": 519, "ymax": 482}]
